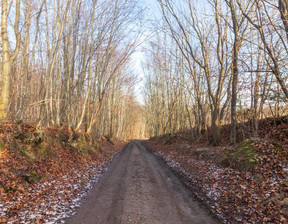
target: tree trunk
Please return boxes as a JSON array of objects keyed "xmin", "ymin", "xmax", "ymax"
[
  {"xmin": 211, "ymin": 107, "xmax": 221, "ymax": 145},
  {"xmin": 0, "ymin": 0, "xmax": 21, "ymax": 121},
  {"xmin": 230, "ymin": 42, "xmax": 239, "ymax": 144},
  {"xmin": 279, "ymin": 0, "xmax": 288, "ymax": 39},
  {"xmin": 0, "ymin": 0, "xmax": 11, "ymax": 121}
]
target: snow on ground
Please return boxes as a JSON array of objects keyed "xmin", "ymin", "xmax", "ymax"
[
  {"xmin": 1, "ymin": 153, "xmax": 120, "ymax": 224},
  {"xmin": 154, "ymin": 149, "xmax": 287, "ymax": 223}
]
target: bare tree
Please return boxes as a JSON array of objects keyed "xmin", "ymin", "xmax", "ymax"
[{"xmin": 0, "ymin": 0, "xmax": 21, "ymax": 120}]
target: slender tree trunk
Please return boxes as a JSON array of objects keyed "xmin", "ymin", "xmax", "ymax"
[
  {"xmin": 229, "ymin": 0, "xmax": 241, "ymax": 144},
  {"xmin": 230, "ymin": 42, "xmax": 239, "ymax": 144},
  {"xmin": 279, "ymin": 0, "xmax": 288, "ymax": 39},
  {"xmin": 0, "ymin": 0, "xmax": 11, "ymax": 121},
  {"xmin": 0, "ymin": 0, "xmax": 21, "ymax": 121},
  {"xmin": 252, "ymin": 72, "xmax": 260, "ymax": 137},
  {"xmin": 17, "ymin": 0, "xmax": 33, "ymax": 120},
  {"xmin": 211, "ymin": 106, "xmax": 221, "ymax": 145}
]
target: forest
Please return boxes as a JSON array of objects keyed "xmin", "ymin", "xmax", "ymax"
[
  {"xmin": 144, "ymin": 0, "xmax": 288, "ymax": 145},
  {"xmin": 0, "ymin": 0, "xmax": 145, "ymax": 140},
  {"xmin": 0, "ymin": 0, "xmax": 288, "ymax": 223},
  {"xmin": 0, "ymin": 0, "xmax": 287, "ymax": 143}
]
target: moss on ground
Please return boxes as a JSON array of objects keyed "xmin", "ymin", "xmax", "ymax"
[
  {"xmin": 78, "ymin": 138, "xmax": 90, "ymax": 151},
  {"xmin": 42, "ymin": 145, "xmax": 54, "ymax": 157},
  {"xmin": 230, "ymin": 139, "xmax": 259, "ymax": 171},
  {"xmin": 30, "ymin": 171, "xmax": 41, "ymax": 183},
  {"xmin": 272, "ymin": 142, "xmax": 283, "ymax": 152},
  {"xmin": 0, "ymin": 140, "xmax": 5, "ymax": 151},
  {"xmin": 12, "ymin": 139, "xmax": 32, "ymax": 159},
  {"xmin": 4, "ymin": 187, "xmax": 17, "ymax": 193}
]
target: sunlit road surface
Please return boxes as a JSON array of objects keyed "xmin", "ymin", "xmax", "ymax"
[{"xmin": 65, "ymin": 140, "xmax": 220, "ymax": 224}]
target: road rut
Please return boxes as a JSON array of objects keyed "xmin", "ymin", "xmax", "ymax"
[{"xmin": 65, "ymin": 140, "xmax": 220, "ymax": 224}]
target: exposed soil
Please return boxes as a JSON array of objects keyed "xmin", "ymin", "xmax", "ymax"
[{"xmin": 65, "ymin": 140, "xmax": 220, "ymax": 224}]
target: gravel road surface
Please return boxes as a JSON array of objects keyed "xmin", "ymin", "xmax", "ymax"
[{"xmin": 65, "ymin": 140, "xmax": 220, "ymax": 224}]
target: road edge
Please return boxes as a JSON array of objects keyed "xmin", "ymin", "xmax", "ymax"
[{"xmin": 141, "ymin": 140, "xmax": 224, "ymax": 223}]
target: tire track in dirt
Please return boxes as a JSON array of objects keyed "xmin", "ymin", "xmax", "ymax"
[{"xmin": 65, "ymin": 140, "xmax": 220, "ymax": 224}]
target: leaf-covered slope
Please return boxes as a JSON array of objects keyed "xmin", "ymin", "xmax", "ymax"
[
  {"xmin": 0, "ymin": 123, "xmax": 125, "ymax": 223},
  {"xmin": 148, "ymin": 117, "xmax": 288, "ymax": 223}
]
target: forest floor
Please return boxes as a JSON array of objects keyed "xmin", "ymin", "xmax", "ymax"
[
  {"xmin": 0, "ymin": 123, "xmax": 125, "ymax": 223},
  {"xmin": 1, "ymin": 117, "xmax": 288, "ymax": 224},
  {"xmin": 65, "ymin": 140, "xmax": 219, "ymax": 224},
  {"xmin": 147, "ymin": 116, "xmax": 288, "ymax": 223}
]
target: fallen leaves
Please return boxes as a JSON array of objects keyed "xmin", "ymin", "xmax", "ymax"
[
  {"xmin": 148, "ymin": 129, "xmax": 288, "ymax": 223},
  {"xmin": 0, "ymin": 123, "xmax": 125, "ymax": 223}
]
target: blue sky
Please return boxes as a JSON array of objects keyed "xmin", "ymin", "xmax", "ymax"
[
  {"xmin": 131, "ymin": 0, "xmax": 211, "ymax": 105},
  {"xmin": 130, "ymin": 0, "xmax": 162, "ymax": 105}
]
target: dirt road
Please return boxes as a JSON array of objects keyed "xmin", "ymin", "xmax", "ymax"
[{"xmin": 65, "ymin": 141, "xmax": 220, "ymax": 224}]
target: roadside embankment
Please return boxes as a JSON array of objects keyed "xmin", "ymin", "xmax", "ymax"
[
  {"xmin": 0, "ymin": 123, "xmax": 125, "ymax": 223},
  {"xmin": 147, "ymin": 118, "xmax": 288, "ymax": 223}
]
